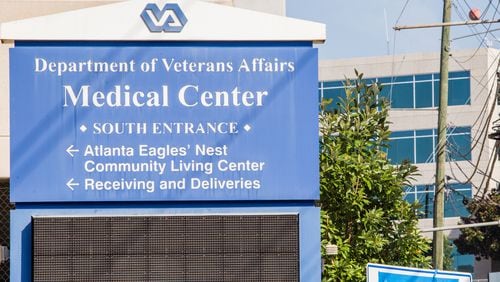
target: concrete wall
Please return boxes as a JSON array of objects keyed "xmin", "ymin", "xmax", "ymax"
[
  {"xmin": 0, "ymin": 0, "xmax": 286, "ymax": 180},
  {"xmin": 0, "ymin": 39, "xmax": 7, "ymax": 180}
]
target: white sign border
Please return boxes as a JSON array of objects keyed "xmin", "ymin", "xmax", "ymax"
[{"xmin": 367, "ymin": 263, "xmax": 472, "ymax": 282}]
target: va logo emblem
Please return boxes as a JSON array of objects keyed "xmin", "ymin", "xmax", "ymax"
[{"xmin": 141, "ymin": 3, "xmax": 187, "ymax": 33}]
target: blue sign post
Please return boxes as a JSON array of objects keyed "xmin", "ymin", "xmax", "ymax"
[{"xmin": 10, "ymin": 46, "xmax": 318, "ymax": 202}]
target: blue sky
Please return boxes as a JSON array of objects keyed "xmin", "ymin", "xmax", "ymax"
[{"xmin": 287, "ymin": 0, "xmax": 500, "ymax": 60}]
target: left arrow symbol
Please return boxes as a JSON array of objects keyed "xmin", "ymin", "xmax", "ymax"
[
  {"xmin": 66, "ymin": 145, "xmax": 80, "ymax": 157},
  {"xmin": 66, "ymin": 178, "xmax": 79, "ymax": 191}
]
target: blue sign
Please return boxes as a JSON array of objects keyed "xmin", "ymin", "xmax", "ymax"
[
  {"xmin": 10, "ymin": 45, "xmax": 318, "ymax": 202},
  {"xmin": 367, "ymin": 263, "xmax": 472, "ymax": 282},
  {"xmin": 379, "ymin": 273, "xmax": 458, "ymax": 282}
]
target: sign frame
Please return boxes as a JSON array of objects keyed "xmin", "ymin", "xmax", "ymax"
[{"xmin": 9, "ymin": 43, "xmax": 319, "ymax": 203}]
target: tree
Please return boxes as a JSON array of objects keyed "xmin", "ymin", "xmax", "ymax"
[
  {"xmin": 320, "ymin": 72, "xmax": 431, "ymax": 281},
  {"xmin": 454, "ymin": 190, "xmax": 499, "ymax": 262}
]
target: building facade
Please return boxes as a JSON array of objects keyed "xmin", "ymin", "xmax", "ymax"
[{"xmin": 319, "ymin": 48, "xmax": 500, "ymax": 278}]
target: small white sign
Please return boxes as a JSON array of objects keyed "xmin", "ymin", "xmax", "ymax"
[{"xmin": 0, "ymin": 245, "xmax": 9, "ymax": 264}]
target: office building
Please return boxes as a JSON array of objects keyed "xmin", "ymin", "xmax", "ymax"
[{"xmin": 319, "ymin": 48, "xmax": 500, "ymax": 278}]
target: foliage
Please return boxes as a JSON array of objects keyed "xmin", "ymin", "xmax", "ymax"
[
  {"xmin": 320, "ymin": 71, "xmax": 431, "ymax": 281},
  {"xmin": 454, "ymin": 190, "xmax": 500, "ymax": 260}
]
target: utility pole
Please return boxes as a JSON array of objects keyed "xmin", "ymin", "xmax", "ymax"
[
  {"xmin": 394, "ymin": 1, "xmax": 500, "ymax": 271},
  {"xmin": 434, "ymin": 0, "xmax": 451, "ymax": 270}
]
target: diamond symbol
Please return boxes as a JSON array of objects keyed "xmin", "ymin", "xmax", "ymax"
[
  {"xmin": 80, "ymin": 125, "xmax": 87, "ymax": 132},
  {"xmin": 243, "ymin": 124, "xmax": 252, "ymax": 132}
]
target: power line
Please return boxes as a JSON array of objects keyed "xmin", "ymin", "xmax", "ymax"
[
  {"xmin": 454, "ymin": 1, "xmax": 488, "ymax": 44},
  {"xmin": 395, "ymin": 0, "xmax": 412, "ymax": 27},
  {"xmin": 444, "ymin": 102, "xmax": 497, "ymax": 183},
  {"xmin": 385, "ymin": 60, "xmax": 499, "ymax": 175},
  {"xmin": 447, "ymin": 160, "xmax": 482, "ymax": 190},
  {"xmin": 405, "ymin": 182, "xmax": 473, "ymax": 219},
  {"xmin": 449, "ymin": 54, "xmax": 500, "ymax": 169},
  {"xmin": 461, "ymin": 0, "xmax": 498, "ymax": 42},
  {"xmin": 453, "ymin": 0, "xmax": 500, "ymax": 63},
  {"xmin": 389, "ymin": 0, "xmax": 412, "ymax": 105},
  {"xmin": 446, "ymin": 141, "xmax": 500, "ymax": 185},
  {"xmin": 477, "ymin": 144, "xmax": 499, "ymax": 199},
  {"xmin": 452, "ymin": 27, "xmax": 500, "ymax": 41},
  {"xmin": 403, "ymin": 54, "xmax": 500, "ymax": 165}
]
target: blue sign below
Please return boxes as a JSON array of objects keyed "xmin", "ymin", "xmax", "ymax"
[
  {"xmin": 367, "ymin": 263, "xmax": 472, "ymax": 282},
  {"xmin": 379, "ymin": 273, "xmax": 458, "ymax": 282},
  {"xmin": 10, "ymin": 45, "xmax": 318, "ymax": 202}
]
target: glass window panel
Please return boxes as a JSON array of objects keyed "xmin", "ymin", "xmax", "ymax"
[
  {"xmin": 323, "ymin": 81, "xmax": 344, "ymax": 88},
  {"xmin": 434, "ymin": 81, "xmax": 440, "ymax": 107},
  {"xmin": 450, "ymin": 242, "xmax": 474, "ymax": 272},
  {"xmin": 403, "ymin": 193, "xmax": 415, "ymax": 202},
  {"xmin": 449, "ymin": 71, "xmax": 469, "ymax": 79},
  {"xmin": 388, "ymin": 138, "xmax": 414, "ymax": 163},
  {"xmin": 448, "ymin": 130, "xmax": 471, "ymax": 161},
  {"xmin": 415, "ymin": 81, "xmax": 433, "ymax": 108},
  {"xmin": 391, "ymin": 131, "xmax": 413, "ymax": 138},
  {"xmin": 434, "ymin": 77, "xmax": 470, "ymax": 106},
  {"xmin": 444, "ymin": 185, "xmax": 471, "ymax": 217},
  {"xmin": 415, "ymin": 74, "xmax": 432, "ymax": 81},
  {"xmin": 322, "ymin": 88, "xmax": 344, "ymax": 111},
  {"xmin": 403, "ymin": 186, "xmax": 416, "ymax": 195},
  {"xmin": 379, "ymin": 84, "xmax": 391, "ymax": 104},
  {"xmin": 390, "ymin": 83, "xmax": 413, "ymax": 108},
  {"xmin": 448, "ymin": 126, "xmax": 470, "ymax": 134},
  {"xmin": 450, "ymin": 183, "xmax": 471, "ymax": 191},
  {"xmin": 393, "ymin": 75, "xmax": 413, "ymax": 83},
  {"xmin": 416, "ymin": 129, "xmax": 434, "ymax": 137},
  {"xmin": 416, "ymin": 136, "xmax": 434, "ymax": 163},
  {"xmin": 406, "ymin": 184, "xmax": 472, "ymax": 219},
  {"xmin": 416, "ymin": 190, "xmax": 434, "ymax": 219},
  {"xmin": 417, "ymin": 185, "xmax": 432, "ymax": 192},
  {"xmin": 449, "ymin": 78, "xmax": 470, "ymax": 105},
  {"xmin": 378, "ymin": 77, "xmax": 393, "ymax": 84},
  {"xmin": 453, "ymin": 249, "xmax": 474, "ymax": 273}
]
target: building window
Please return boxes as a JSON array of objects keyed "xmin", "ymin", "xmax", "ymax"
[
  {"xmin": 451, "ymin": 245, "xmax": 474, "ymax": 273},
  {"xmin": 387, "ymin": 127, "xmax": 472, "ymax": 164},
  {"xmin": 403, "ymin": 183, "xmax": 472, "ymax": 218},
  {"xmin": 320, "ymin": 80, "xmax": 344, "ymax": 110},
  {"xmin": 318, "ymin": 71, "xmax": 471, "ymax": 110},
  {"xmin": 446, "ymin": 126, "xmax": 472, "ymax": 161}
]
